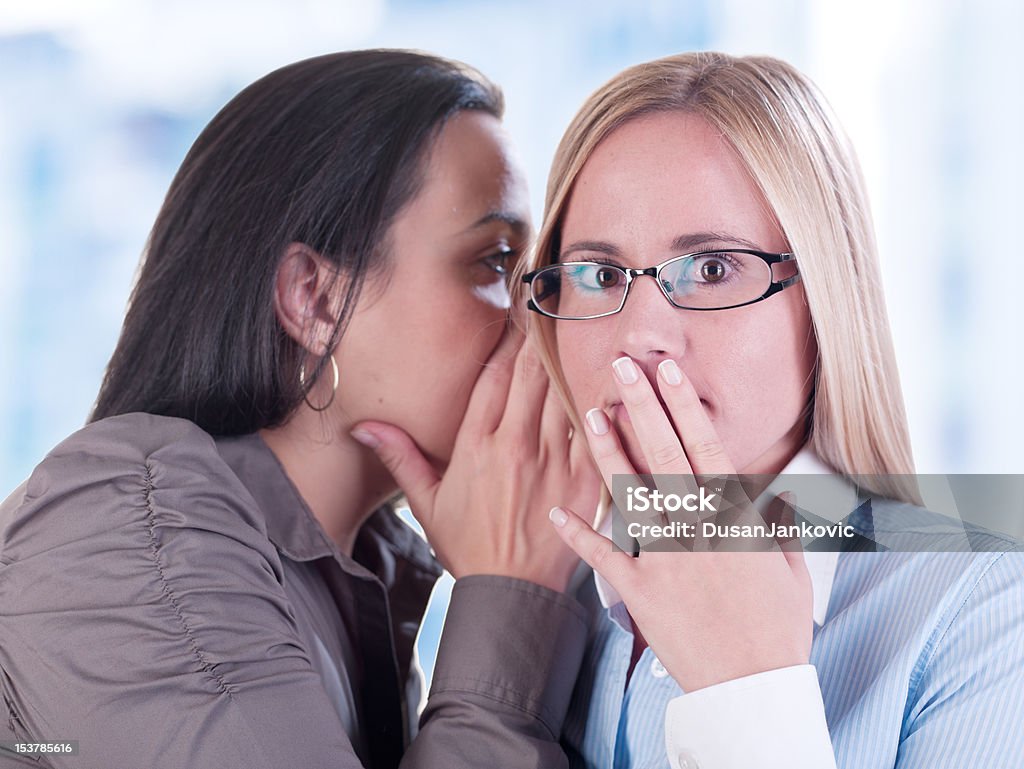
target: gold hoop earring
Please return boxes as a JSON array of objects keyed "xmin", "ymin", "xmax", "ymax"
[{"xmin": 299, "ymin": 354, "xmax": 339, "ymax": 412}]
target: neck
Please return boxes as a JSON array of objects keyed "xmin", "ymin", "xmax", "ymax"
[
  {"xmin": 259, "ymin": 409, "xmax": 397, "ymax": 556},
  {"xmin": 737, "ymin": 419, "xmax": 810, "ymax": 499}
]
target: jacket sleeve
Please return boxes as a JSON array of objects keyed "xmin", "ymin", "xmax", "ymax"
[
  {"xmin": 0, "ymin": 415, "xmax": 366, "ymax": 769},
  {"xmin": 0, "ymin": 414, "xmax": 586, "ymax": 769},
  {"xmin": 405, "ymin": 575, "xmax": 588, "ymax": 768}
]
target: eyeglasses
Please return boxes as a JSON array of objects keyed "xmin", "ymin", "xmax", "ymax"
[{"xmin": 521, "ymin": 249, "xmax": 801, "ymax": 320}]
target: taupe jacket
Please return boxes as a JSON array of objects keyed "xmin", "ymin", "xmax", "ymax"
[{"xmin": 0, "ymin": 413, "xmax": 587, "ymax": 768}]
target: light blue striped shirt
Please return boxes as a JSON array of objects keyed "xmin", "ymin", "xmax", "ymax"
[{"xmin": 563, "ymin": 467, "xmax": 1024, "ymax": 767}]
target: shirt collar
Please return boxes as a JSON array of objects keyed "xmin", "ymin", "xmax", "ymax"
[{"xmin": 592, "ymin": 445, "xmax": 843, "ymax": 627}]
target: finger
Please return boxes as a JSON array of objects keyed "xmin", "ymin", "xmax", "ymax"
[
  {"xmin": 462, "ymin": 324, "xmax": 524, "ymax": 435},
  {"xmin": 656, "ymin": 359, "xmax": 736, "ymax": 476},
  {"xmin": 538, "ymin": 385, "xmax": 602, "ymax": 522},
  {"xmin": 549, "ymin": 505, "xmax": 636, "ymax": 589},
  {"xmin": 569, "ymin": 414, "xmax": 597, "ymax": 480},
  {"xmin": 581, "ymin": 406, "xmax": 675, "ymax": 550},
  {"xmin": 497, "ymin": 339, "xmax": 550, "ymax": 442},
  {"xmin": 699, "ymin": 476, "xmax": 763, "ymax": 551},
  {"xmin": 508, "ymin": 286, "xmax": 530, "ymax": 334},
  {"xmin": 565, "ymin": 411, "xmax": 603, "ymax": 529},
  {"xmin": 351, "ymin": 421, "xmax": 441, "ymax": 522},
  {"xmin": 540, "ymin": 383, "xmax": 572, "ymax": 455},
  {"xmin": 611, "ymin": 356, "xmax": 693, "ymax": 475},
  {"xmin": 581, "ymin": 406, "xmax": 644, "ymax": 499}
]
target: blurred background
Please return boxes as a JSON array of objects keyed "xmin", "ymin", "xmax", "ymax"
[{"xmin": 1, "ymin": 0, "xmax": 1022, "ymax": 681}]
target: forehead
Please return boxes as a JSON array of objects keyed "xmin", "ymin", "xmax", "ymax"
[
  {"xmin": 412, "ymin": 110, "xmax": 529, "ymax": 229},
  {"xmin": 561, "ymin": 112, "xmax": 782, "ymax": 255}
]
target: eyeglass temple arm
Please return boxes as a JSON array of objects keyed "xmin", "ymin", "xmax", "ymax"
[
  {"xmin": 765, "ymin": 252, "xmax": 798, "ymax": 287},
  {"xmin": 777, "ymin": 274, "xmax": 801, "ymax": 287}
]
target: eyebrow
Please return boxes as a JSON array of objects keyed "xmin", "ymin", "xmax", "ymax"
[
  {"xmin": 466, "ymin": 210, "xmax": 529, "ymax": 236},
  {"xmin": 558, "ymin": 230, "xmax": 763, "ymax": 259}
]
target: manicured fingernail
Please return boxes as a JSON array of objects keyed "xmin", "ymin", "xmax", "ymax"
[
  {"xmin": 549, "ymin": 506, "xmax": 568, "ymax": 527},
  {"xmin": 585, "ymin": 408, "xmax": 610, "ymax": 436},
  {"xmin": 612, "ymin": 356, "xmax": 639, "ymax": 385},
  {"xmin": 350, "ymin": 429, "xmax": 380, "ymax": 449},
  {"xmin": 659, "ymin": 359, "xmax": 683, "ymax": 386}
]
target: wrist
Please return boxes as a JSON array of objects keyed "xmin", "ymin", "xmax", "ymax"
[
  {"xmin": 452, "ymin": 567, "xmax": 570, "ymax": 594},
  {"xmin": 669, "ymin": 650, "xmax": 810, "ymax": 692}
]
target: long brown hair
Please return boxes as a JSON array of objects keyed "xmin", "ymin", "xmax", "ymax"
[{"xmin": 92, "ymin": 50, "xmax": 503, "ymax": 435}]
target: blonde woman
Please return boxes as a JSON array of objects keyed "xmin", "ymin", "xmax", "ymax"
[{"xmin": 516, "ymin": 53, "xmax": 1024, "ymax": 768}]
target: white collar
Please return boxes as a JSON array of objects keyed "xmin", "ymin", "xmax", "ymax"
[{"xmin": 592, "ymin": 446, "xmax": 845, "ymax": 627}]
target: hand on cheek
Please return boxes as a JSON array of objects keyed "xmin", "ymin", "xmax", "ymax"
[
  {"xmin": 550, "ymin": 355, "xmax": 814, "ymax": 691},
  {"xmin": 352, "ymin": 329, "xmax": 601, "ymax": 593}
]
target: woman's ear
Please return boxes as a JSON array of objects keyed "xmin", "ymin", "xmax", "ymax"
[{"xmin": 273, "ymin": 243, "xmax": 347, "ymax": 355}]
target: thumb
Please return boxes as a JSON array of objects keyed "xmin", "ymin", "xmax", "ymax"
[
  {"xmin": 549, "ymin": 505, "xmax": 636, "ymax": 594},
  {"xmin": 351, "ymin": 421, "xmax": 441, "ymax": 518}
]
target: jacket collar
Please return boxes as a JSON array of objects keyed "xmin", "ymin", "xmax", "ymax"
[{"xmin": 213, "ymin": 431, "xmax": 441, "ymax": 583}]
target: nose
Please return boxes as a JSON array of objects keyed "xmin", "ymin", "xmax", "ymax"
[{"xmin": 612, "ymin": 271, "xmax": 688, "ymax": 369}]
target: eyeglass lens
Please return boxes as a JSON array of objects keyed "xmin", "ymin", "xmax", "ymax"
[{"xmin": 531, "ymin": 252, "xmax": 774, "ymax": 318}]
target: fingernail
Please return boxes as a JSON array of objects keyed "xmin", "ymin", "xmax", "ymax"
[
  {"xmin": 659, "ymin": 359, "xmax": 683, "ymax": 386},
  {"xmin": 350, "ymin": 429, "xmax": 380, "ymax": 449},
  {"xmin": 549, "ymin": 506, "xmax": 568, "ymax": 527},
  {"xmin": 612, "ymin": 356, "xmax": 639, "ymax": 385},
  {"xmin": 585, "ymin": 408, "xmax": 610, "ymax": 436}
]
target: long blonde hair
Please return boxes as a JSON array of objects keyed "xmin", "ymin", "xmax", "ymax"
[{"xmin": 520, "ymin": 52, "xmax": 919, "ymax": 503}]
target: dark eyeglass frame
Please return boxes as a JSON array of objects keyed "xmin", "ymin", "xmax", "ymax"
[{"xmin": 521, "ymin": 249, "xmax": 801, "ymax": 320}]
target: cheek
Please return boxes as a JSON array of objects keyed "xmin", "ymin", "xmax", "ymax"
[
  {"xmin": 768, "ymin": 297, "xmax": 816, "ymax": 407},
  {"xmin": 401, "ymin": 293, "xmax": 508, "ymax": 459},
  {"xmin": 338, "ymin": 284, "xmax": 508, "ymax": 462},
  {"xmin": 556, "ymin": 322, "xmax": 610, "ymax": 411},
  {"xmin": 705, "ymin": 303, "xmax": 815, "ymax": 459},
  {"xmin": 472, "ymin": 276, "xmax": 512, "ymax": 310}
]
